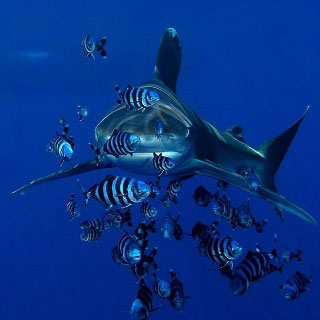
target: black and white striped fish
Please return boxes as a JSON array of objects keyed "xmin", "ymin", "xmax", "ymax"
[
  {"xmin": 230, "ymin": 247, "xmax": 283, "ymax": 296},
  {"xmin": 130, "ymin": 280, "xmax": 160, "ymax": 320},
  {"xmin": 89, "ymin": 129, "xmax": 141, "ymax": 164},
  {"xmin": 169, "ymin": 270, "xmax": 189, "ymax": 311},
  {"xmin": 81, "ymin": 35, "xmax": 107, "ymax": 59},
  {"xmin": 78, "ymin": 174, "xmax": 151, "ymax": 210},
  {"xmin": 80, "ymin": 227, "xmax": 102, "ymax": 242},
  {"xmin": 279, "ymin": 270, "xmax": 312, "ymax": 301},
  {"xmin": 193, "ymin": 185, "xmax": 215, "ymax": 207},
  {"xmin": 131, "ymin": 248, "xmax": 158, "ymax": 282},
  {"xmin": 117, "ymin": 232, "xmax": 142, "ymax": 265},
  {"xmin": 201, "ymin": 234, "xmax": 242, "ymax": 268},
  {"xmin": 164, "ymin": 179, "xmax": 181, "ymax": 204},
  {"xmin": 160, "ymin": 212, "xmax": 181, "ymax": 240},
  {"xmin": 153, "ymin": 272, "xmax": 171, "ymax": 300},
  {"xmin": 141, "ymin": 202, "xmax": 158, "ymax": 219},
  {"xmin": 115, "ymin": 84, "xmax": 160, "ymax": 112},
  {"xmin": 77, "ymin": 105, "xmax": 89, "ymax": 121},
  {"xmin": 134, "ymin": 221, "xmax": 156, "ymax": 250},
  {"xmin": 66, "ymin": 193, "xmax": 80, "ymax": 221},
  {"xmin": 47, "ymin": 118, "xmax": 75, "ymax": 166},
  {"xmin": 281, "ymin": 248, "xmax": 302, "ymax": 264},
  {"xmin": 80, "ymin": 218, "xmax": 105, "ymax": 231},
  {"xmin": 211, "ymin": 192, "xmax": 234, "ymax": 220},
  {"xmin": 190, "ymin": 221, "xmax": 219, "ymax": 242},
  {"xmin": 232, "ymin": 199, "xmax": 268, "ymax": 233},
  {"xmin": 154, "ymin": 119, "xmax": 164, "ymax": 140},
  {"xmin": 152, "ymin": 152, "xmax": 175, "ymax": 176},
  {"xmin": 103, "ymin": 209, "xmax": 133, "ymax": 230}
]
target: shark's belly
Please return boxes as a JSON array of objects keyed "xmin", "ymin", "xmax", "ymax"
[{"xmin": 104, "ymin": 150, "xmax": 189, "ymax": 176}]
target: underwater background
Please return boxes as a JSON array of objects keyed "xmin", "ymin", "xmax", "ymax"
[{"xmin": 1, "ymin": 0, "xmax": 319, "ymax": 319}]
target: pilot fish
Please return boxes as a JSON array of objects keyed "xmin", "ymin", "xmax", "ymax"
[
  {"xmin": 169, "ymin": 270, "xmax": 189, "ymax": 311},
  {"xmin": 160, "ymin": 212, "xmax": 183, "ymax": 240},
  {"xmin": 141, "ymin": 202, "xmax": 158, "ymax": 219},
  {"xmin": 230, "ymin": 246, "xmax": 283, "ymax": 296},
  {"xmin": 152, "ymin": 152, "xmax": 175, "ymax": 176},
  {"xmin": 81, "ymin": 35, "xmax": 107, "ymax": 59},
  {"xmin": 77, "ymin": 105, "xmax": 89, "ymax": 121},
  {"xmin": 46, "ymin": 118, "xmax": 75, "ymax": 167},
  {"xmin": 153, "ymin": 272, "xmax": 171, "ymax": 300},
  {"xmin": 66, "ymin": 193, "xmax": 80, "ymax": 221},
  {"xmin": 78, "ymin": 174, "xmax": 151, "ymax": 210},
  {"xmin": 199, "ymin": 233, "xmax": 242, "ymax": 269},
  {"xmin": 279, "ymin": 270, "xmax": 312, "ymax": 301},
  {"xmin": 130, "ymin": 280, "xmax": 160, "ymax": 320},
  {"xmin": 115, "ymin": 232, "xmax": 142, "ymax": 266},
  {"xmin": 115, "ymin": 84, "xmax": 160, "ymax": 112}
]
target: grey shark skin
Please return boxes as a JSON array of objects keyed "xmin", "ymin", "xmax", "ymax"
[{"xmin": 12, "ymin": 28, "xmax": 317, "ymax": 225}]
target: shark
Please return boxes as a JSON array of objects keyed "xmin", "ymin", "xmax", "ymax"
[{"xmin": 12, "ymin": 28, "xmax": 317, "ymax": 225}]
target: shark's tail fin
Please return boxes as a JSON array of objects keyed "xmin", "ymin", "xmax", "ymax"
[{"xmin": 255, "ymin": 107, "xmax": 309, "ymax": 193}]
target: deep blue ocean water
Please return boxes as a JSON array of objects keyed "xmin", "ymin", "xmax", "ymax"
[{"xmin": 1, "ymin": 1, "xmax": 319, "ymax": 319}]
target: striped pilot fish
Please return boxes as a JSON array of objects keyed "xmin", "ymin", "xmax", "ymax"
[
  {"xmin": 169, "ymin": 270, "xmax": 189, "ymax": 311},
  {"xmin": 66, "ymin": 193, "xmax": 80, "ymax": 221},
  {"xmin": 154, "ymin": 119, "xmax": 164, "ymax": 140},
  {"xmin": 47, "ymin": 118, "xmax": 75, "ymax": 166},
  {"xmin": 78, "ymin": 174, "xmax": 151, "ymax": 210},
  {"xmin": 165, "ymin": 179, "xmax": 181, "ymax": 204},
  {"xmin": 279, "ymin": 270, "xmax": 312, "ymax": 301},
  {"xmin": 160, "ymin": 212, "xmax": 182, "ymax": 240},
  {"xmin": 77, "ymin": 105, "xmax": 89, "ymax": 121},
  {"xmin": 81, "ymin": 35, "xmax": 107, "ymax": 59},
  {"xmin": 130, "ymin": 280, "xmax": 160, "ymax": 320},
  {"xmin": 115, "ymin": 84, "xmax": 160, "ymax": 112},
  {"xmin": 141, "ymin": 202, "xmax": 158, "ymax": 219},
  {"xmin": 230, "ymin": 246, "xmax": 283, "ymax": 296},
  {"xmin": 80, "ymin": 227, "xmax": 102, "ymax": 242},
  {"xmin": 117, "ymin": 232, "xmax": 142, "ymax": 265},
  {"xmin": 103, "ymin": 209, "xmax": 133, "ymax": 230},
  {"xmin": 90, "ymin": 129, "xmax": 141, "ymax": 163},
  {"xmin": 190, "ymin": 221, "xmax": 219, "ymax": 242},
  {"xmin": 80, "ymin": 218, "xmax": 105, "ymax": 231},
  {"xmin": 211, "ymin": 192, "xmax": 233, "ymax": 221},
  {"xmin": 153, "ymin": 272, "xmax": 171, "ymax": 300},
  {"xmin": 232, "ymin": 199, "xmax": 268, "ymax": 233},
  {"xmin": 152, "ymin": 152, "xmax": 175, "ymax": 176},
  {"xmin": 200, "ymin": 233, "xmax": 242, "ymax": 269},
  {"xmin": 131, "ymin": 248, "xmax": 158, "ymax": 282},
  {"xmin": 89, "ymin": 130, "xmax": 140, "ymax": 165},
  {"xmin": 193, "ymin": 185, "xmax": 216, "ymax": 208}
]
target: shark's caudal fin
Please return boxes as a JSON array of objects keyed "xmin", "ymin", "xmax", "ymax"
[
  {"xmin": 154, "ymin": 28, "xmax": 182, "ymax": 93},
  {"xmin": 12, "ymin": 159, "xmax": 114, "ymax": 195},
  {"xmin": 255, "ymin": 107, "xmax": 310, "ymax": 192}
]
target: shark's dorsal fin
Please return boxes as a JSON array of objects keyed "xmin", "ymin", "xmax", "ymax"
[
  {"xmin": 154, "ymin": 28, "xmax": 182, "ymax": 93},
  {"xmin": 225, "ymin": 125, "xmax": 245, "ymax": 143}
]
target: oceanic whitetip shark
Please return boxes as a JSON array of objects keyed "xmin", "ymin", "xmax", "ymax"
[{"xmin": 12, "ymin": 28, "xmax": 317, "ymax": 225}]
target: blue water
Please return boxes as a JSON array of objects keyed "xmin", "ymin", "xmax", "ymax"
[{"xmin": 1, "ymin": 1, "xmax": 319, "ymax": 319}]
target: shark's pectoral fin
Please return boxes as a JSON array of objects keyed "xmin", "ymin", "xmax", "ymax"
[
  {"xmin": 192, "ymin": 159, "xmax": 317, "ymax": 225},
  {"xmin": 12, "ymin": 159, "xmax": 115, "ymax": 195}
]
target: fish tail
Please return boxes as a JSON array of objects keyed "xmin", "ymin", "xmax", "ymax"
[{"xmin": 255, "ymin": 107, "xmax": 309, "ymax": 193}]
